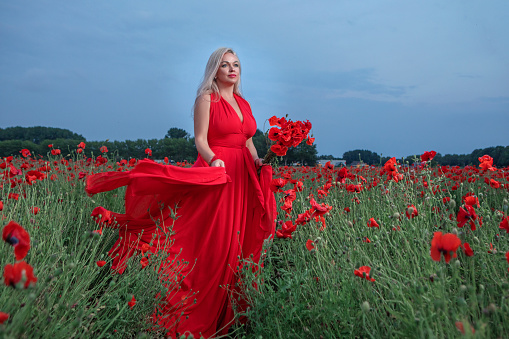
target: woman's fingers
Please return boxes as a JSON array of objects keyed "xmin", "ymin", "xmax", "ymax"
[{"xmin": 211, "ymin": 159, "xmax": 225, "ymax": 167}]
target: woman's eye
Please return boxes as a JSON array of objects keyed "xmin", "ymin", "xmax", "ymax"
[
  {"xmin": 234, "ymin": 63, "xmax": 239, "ymax": 67},
  {"xmin": 221, "ymin": 64, "xmax": 228, "ymax": 68}
]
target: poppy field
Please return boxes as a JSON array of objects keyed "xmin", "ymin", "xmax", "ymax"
[{"xmin": 1, "ymin": 145, "xmax": 509, "ymax": 338}]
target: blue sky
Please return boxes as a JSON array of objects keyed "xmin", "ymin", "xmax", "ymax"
[{"xmin": 1, "ymin": 0, "xmax": 508, "ymax": 158}]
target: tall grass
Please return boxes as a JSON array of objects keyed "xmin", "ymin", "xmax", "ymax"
[
  {"xmin": 1, "ymin": 151, "xmax": 508, "ymax": 338},
  {"xmin": 236, "ymin": 163, "xmax": 509, "ymax": 338}
]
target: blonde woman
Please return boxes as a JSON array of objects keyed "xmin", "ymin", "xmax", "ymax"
[{"xmin": 86, "ymin": 47, "xmax": 276, "ymax": 337}]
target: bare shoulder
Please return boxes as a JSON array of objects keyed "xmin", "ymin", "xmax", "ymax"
[{"xmin": 194, "ymin": 94, "xmax": 211, "ymax": 116}]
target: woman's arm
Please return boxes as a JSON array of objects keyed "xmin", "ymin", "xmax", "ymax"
[
  {"xmin": 246, "ymin": 137, "xmax": 263, "ymax": 168},
  {"xmin": 194, "ymin": 95, "xmax": 224, "ymax": 167}
]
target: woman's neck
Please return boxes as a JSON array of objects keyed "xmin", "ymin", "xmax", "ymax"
[{"xmin": 217, "ymin": 82, "xmax": 235, "ymax": 99}]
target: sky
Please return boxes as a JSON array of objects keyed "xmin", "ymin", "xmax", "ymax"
[{"xmin": 1, "ymin": 0, "xmax": 508, "ymax": 158}]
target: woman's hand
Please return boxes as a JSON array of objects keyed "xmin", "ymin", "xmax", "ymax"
[
  {"xmin": 254, "ymin": 158, "xmax": 263, "ymax": 168},
  {"xmin": 211, "ymin": 159, "xmax": 225, "ymax": 167}
]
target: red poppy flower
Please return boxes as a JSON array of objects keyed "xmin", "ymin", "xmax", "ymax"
[
  {"xmin": 420, "ymin": 150, "xmax": 436, "ymax": 162},
  {"xmin": 270, "ymin": 144, "xmax": 288, "ymax": 156},
  {"xmin": 145, "ymin": 148, "xmax": 152, "ymax": 156},
  {"xmin": 100, "ymin": 146, "xmax": 108, "ymax": 153},
  {"xmin": 306, "ymin": 137, "xmax": 315, "ymax": 145},
  {"xmin": 140, "ymin": 257, "xmax": 149, "ymax": 268},
  {"xmin": 430, "ymin": 232, "xmax": 461, "ymax": 263},
  {"xmin": 367, "ymin": 218, "xmax": 379, "ymax": 228},
  {"xmin": 77, "ymin": 142, "xmax": 86, "ymax": 149},
  {"xmin": 354, "ymin": 266, "xmax": 375, "ymax": 282},
  {"xmin": 506, "ymin": 251, "xmax": 509, "ymax": 265},
  {"xmin": 96, "ymin": 260, "xmax": 106, "ymax": 267},
  {"xmin": 141, "ymin": 243, "xmax": 150, "ymax": 254},
  {"xmin": 0, "ymin": 201, "xmax": 3, "ymax": 211},
  {"xmin": 463, "ymin": 195, "xmax": 479, "ymax": 208},
  {"xmin": 91, "ymin": 206, "xmax": 112, "ymax": 225},
  {"xmin": 455, "ymin": 321, "xmax": 475, "ymax": 335},
  {"xmin": 30, "ymin": 207, "xmax": 40, "ymax": 215},
  {"xmin": 268, "ymin": 115, "xmax": 283, "ymax": 127},
  {"xmin": 276, "ymin": 220, "xmax": 297, "ymax": 239},
  {"xmin": 457, "ymin": 205, "xmax": 478, "ymax": 230},
  {"xmin": 8, "ymin": 193, "xmax": 19, "ymax": 200},
  {"xmin": 269, "ymin": 178, "xmax": 287, "ymax": 192},
  {"xmin": 306, "ymin": 239, "xmax": 315, "ymax": 251},
  {"xmin": 51, "ymin": 149, "xmax": 61, "ymax": 156},
  {"xmin": 128, "ymin": 295, "xmax": 136, "ymax": 309},
  {"xmin": 2, "ymin": 221, "xmax": 30, "ymax": 260},
  {"xmin": 478, "ymin": 155, "xmax": 495, "ymax": 171},
  {"xmin": 77, "ymin": 148, "xmax": 83, "ymax": 154},
  {"xmin": 489, "ymin": 179, "xmax": 500, "ymax": 188},
  {"xmin": 500, "ymin": 216, "xmax": 509, "ymax": 233},
  {"xmin": 3, "ymin": 261, "xmax": 37, "ymax": 288},
  {"xmin": 406, "ymin": 204, "xmax": 418, "ymax": 219},
  {"xmin": 20, "ymin": 149, "xmax": 31, "ymax": 158},
  {"xmin": 310, "ymin": 198, "xmax": 332, "ymax": 217},
  {"xmin": 268, "ymin": 127, "xmax": 282, "ymax": 141},
  {"xmin": 0, "ymin": 312, "xmax": 8, "ymax": 324},
  {"xmin": 47, "ymin": 144, "xmax": 53, "ymax": 148},
  {"xmin": 462, "ymin": 242, "xmax": 474, "ymax": 257}
]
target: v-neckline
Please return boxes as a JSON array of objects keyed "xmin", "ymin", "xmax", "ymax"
[{"xmin": 222, "ymin": 94, "xmax": 244, "ymax": 124}]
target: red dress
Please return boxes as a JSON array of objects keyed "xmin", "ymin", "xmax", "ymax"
[{"xmin": 86, "ymin": 93, "xmax": 276, "ymax": 338}]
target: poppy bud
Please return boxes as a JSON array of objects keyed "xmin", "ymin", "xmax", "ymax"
[
  {"xmin": 460, "ymin": 285, "xmax": 467, "ymax": 293},
  {"xmin": 361, "ymin": 301, "xmax": 370, "ymax": 312},
  {"xmin": 451, "ymin": 228, "xmax": 458, "ymax": 235},
  {"xmin": 454, "ymin": 260, "xmax": 461, "ymax": 268},
  {"xmin": 393, "ymin": 212, "xmax": 400, "ymax": 219},
  {"xmin": 457, "ymin": 297, "xmax": 467, "ymax": 306},
  {"xmin": 449, "ymin": 200, "xmax": 456, "ymax": 210},
  {"xmin": 473, "ymin": 236, "xmax": 479, "ymax": 244},
  {"xmin": 406, "ymin": 206, "xmax": 414, "ymax": 217},
  {"xmin": 347, "ymin": 221, "xmax": 353, "ymax": 228}
]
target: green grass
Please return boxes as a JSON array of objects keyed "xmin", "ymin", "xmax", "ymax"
[{"xmin": 1, "ymin": 154, "xmax": 508, "ymax": 338}]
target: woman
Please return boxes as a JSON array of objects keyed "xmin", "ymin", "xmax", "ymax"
[{"xmin": 86, "ymin": 47, "xmax": 276, "ymax": 338}]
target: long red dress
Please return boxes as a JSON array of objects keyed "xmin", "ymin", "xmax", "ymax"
[{"xmin": 86, "ymin": 93, "xmax": 276, "ymax": 338}]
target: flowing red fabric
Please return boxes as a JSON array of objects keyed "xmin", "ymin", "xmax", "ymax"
[{"xmin": 86, "ymin": 93, "xmax": 276, "ymax": 338}]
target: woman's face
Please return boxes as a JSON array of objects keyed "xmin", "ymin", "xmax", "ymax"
[{"xmin": 215, "ymin": 53, "xmax": 240, "ymax": 85}]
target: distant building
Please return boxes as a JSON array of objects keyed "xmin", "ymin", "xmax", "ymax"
[
  {"xmin": 317, "ymin": 159, "xmax": 346, "ymax": 167},
  {"xmin": 349, "ymin": 161, "xmax": 369, "ymax": 168}
]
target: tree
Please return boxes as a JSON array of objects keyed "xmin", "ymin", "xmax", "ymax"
[
  {"xmin": 342, "ymin": 149, "xmax": 381, "ymax": 165},
  {"xmin": 165, "ymin": 128, "xmax": 190, "ymax": 140},
  {"xmin": 283, "ymin": 142, "xmax": 318, "ymax": 166},
  {"xmin": 317, "ymin": 154, "xmax": 341, "ymax": 160},
  {"xmin": 0, "ymin": 126, "xmax": 84, "ymax": 143},
  {"xmin": 252, "ymin": 129, "xmax": 269, "ymax": 159}
]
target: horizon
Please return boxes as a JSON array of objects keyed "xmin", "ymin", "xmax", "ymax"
[{"xmin": 1, "ymin": 124, "xmax": 506, "ymax": 159}]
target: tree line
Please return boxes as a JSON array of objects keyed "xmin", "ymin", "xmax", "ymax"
[
  {"xmin": 340, "ymin": 147, "xmax": 509, "ymax": 167},
  {"xmin": 3, "ymin": 126, "xmax": 506, "ymax": 167},
  {"xmin": 0, "ymin": 126, "xmax": 318, "ymax": 165}
]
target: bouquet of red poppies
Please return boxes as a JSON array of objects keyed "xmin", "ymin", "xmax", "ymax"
[{"xmin": 262, "ymin": 115, "xmax": 314, "ymax": 166}]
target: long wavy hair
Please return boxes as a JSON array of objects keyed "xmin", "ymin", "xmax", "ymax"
[{"xmin": 194, "ymin": 47, "xmax": 242, "ymax": 107}]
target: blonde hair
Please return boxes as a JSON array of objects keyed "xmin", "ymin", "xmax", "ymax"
[{"xmin": 195, "ymin": 47, "xmax": 242, "ymax": 106}]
